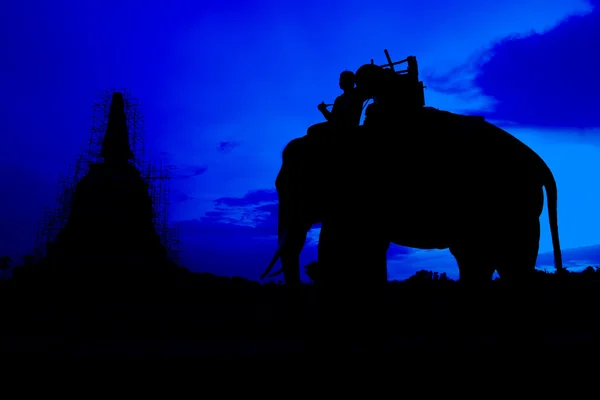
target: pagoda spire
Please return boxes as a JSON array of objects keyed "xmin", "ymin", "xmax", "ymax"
[{"xmin": 100, "ymin": 91, "xmax": 134, "ymax": 163}]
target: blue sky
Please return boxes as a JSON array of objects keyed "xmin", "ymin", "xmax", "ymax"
[{"xmin": 1, "ymin": 0, "xmax": 599, "ymax": 281}]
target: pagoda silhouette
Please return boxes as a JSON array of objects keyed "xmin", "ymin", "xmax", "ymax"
[{"xmin": 41, "ymin": 92, "xmax": 172, "ymax": 277}]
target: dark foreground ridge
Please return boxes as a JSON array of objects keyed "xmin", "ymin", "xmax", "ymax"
[{"xmin": 2, "ymin": 264, "xmax": 600, "ymax": 364}]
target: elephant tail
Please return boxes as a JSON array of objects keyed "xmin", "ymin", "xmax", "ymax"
[{"xmin": 544, "ymin": 167, "xmax": 563, "ymax": 273}]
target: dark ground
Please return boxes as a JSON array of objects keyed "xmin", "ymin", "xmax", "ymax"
[{"xmin": 1, "ymin": 267, "xmax": 600, "ymax": 372}]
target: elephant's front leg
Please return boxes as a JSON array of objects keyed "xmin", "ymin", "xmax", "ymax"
[
  {"xmin": 318, "ymin": 221, "xmax": 389, "ymax": 286},
  {"xmin": 279, "ymin": 226, "xmax": 308, "ymax": 327},
  {"xmin": 316, "ymin": 219, "xmax": 390, "ymax": 351},
  {"xmin": 280, "ymin": 228, "xmax": 307, "ymax": 288}
]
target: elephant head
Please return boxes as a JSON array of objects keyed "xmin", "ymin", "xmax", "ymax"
[
  {"xmin": 262, "ymin": 122, "xmax": 386, "ymax": 284},
  {"xmin": 261, "ymin": 135, "xmax": 328, "ymax": 284},
  {"xmin": 261, "ymin": 65, "xmax": 426, "ymax": 284}
]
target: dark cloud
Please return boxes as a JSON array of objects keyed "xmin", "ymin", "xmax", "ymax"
[
  {"xmin": 190, "ymin": 166, "xmax": 208, "ymax": 176},
  {"xmin": 171, "ymin": 165, "xmax": 208, "ymax": 179},
  {"xmin": 421, "ymin": 50, "xmax": 490, "ymax": 99},
  {"xmin": 214, "ymin": 189, "xmax": 277, "ymax": 207},
  {"xmin": 425, "ymin": 73, "xmax": 474, "ymax": 96},
  {"xmin": 472, "ymin": 7, "xmax": 600, "ymax": 129},
  {"xmin": 217, "ymin": 141, "xmax": 240, "ymax": 153},
  {"xmin": 172, "ymin": 192, "xmax": 194, "ymax": 203},
  {"xmin": 180, "ymin": 189, "xmax": 280, "ymax": 240}
]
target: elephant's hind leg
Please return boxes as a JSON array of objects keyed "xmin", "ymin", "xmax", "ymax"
[
  {"xmin": 449, "ymin": 243, "xmax": 496, "ymax": 286},
  {"xmin": 494, "ymin": 218, "xmax": 540, "ymax": 286},
  {"xmin": 491, "ymin": 217, "xmax": 542, "ymax": 345},
  {"xmin": 448, "ymin": 240, "xmax": 497, "ymax": 344}
]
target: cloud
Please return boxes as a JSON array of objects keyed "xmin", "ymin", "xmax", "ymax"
[
  {"xmin": 471, "ymin": 6, "xmax": 600, "ymax": 129},
  {"xmin": 178, "ymin": 188, "xmax": 278, "ymax": 267},
  {"xmin": 172, "ymin": 192, "xmax": 194, "ymax": 203},
  {"xmin": 171, "ymin": 165, "xmax": 208, "ymax": 179},
  {"xmin": 419, "ymin": 4, "xmax": 599, "ymax": 123},
  {"xmin": 206, "ymin": 189, "xmax": 279, "ymax": 233},
  {"xmin": 421, "ymin": 49, "xmax": 499, "ymax": 114},
  {"xmin": 217, "ymin": 141, "xmax": 240, "ymax": 153},
  {"xmin": 214, "ymin": 189, "xmax": 277, "ymax": 207}
]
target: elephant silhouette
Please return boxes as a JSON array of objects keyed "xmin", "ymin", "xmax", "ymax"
[{"xmin": 262, "ymin": 61, "xmax": 563, "ymax": 297}]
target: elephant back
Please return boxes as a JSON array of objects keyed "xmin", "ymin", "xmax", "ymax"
[{"xmin": 369, "ymin": 108, "xmax": 478, "ymax": 177}]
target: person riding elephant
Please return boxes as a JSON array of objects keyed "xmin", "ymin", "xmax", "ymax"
[{"xmin": 307, "ymin": 70, "xmax": 365, "ymax": 138}]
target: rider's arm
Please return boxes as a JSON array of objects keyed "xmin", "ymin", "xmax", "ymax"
[
  {"xmin": 320, "ymin": 108, "xmax": 332, "ymax": 121},
  {"xmin": 324, "ymin": 95, "xmax": 344, "ymax": 122}
]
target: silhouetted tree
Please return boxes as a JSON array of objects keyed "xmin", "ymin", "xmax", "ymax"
[
  {"xmin": 0, "ymin": 256, "xmax": 12, "ymax": 280},
  {"xmin": 22, "ymin": 255, "xmax": 35, "ymax": 267},
  {"xmin": 582, "ymin": 266, "xmax": 595, "ymax": 278},
  {"xmin": 0, "ymin": 256, "xmax": 10, "ymax": 270},
  {"xmin": 407, "ymin": 270, "xmax": 432, "ymax": 282}
]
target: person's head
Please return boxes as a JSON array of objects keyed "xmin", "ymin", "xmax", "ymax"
[
  {"xmin": 354, "ymin": 63, "xmax": 384, "ymax": 99},
  {"xmin": 339, "ymin": 70, "xmax": 355, "ymax": 91}
]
